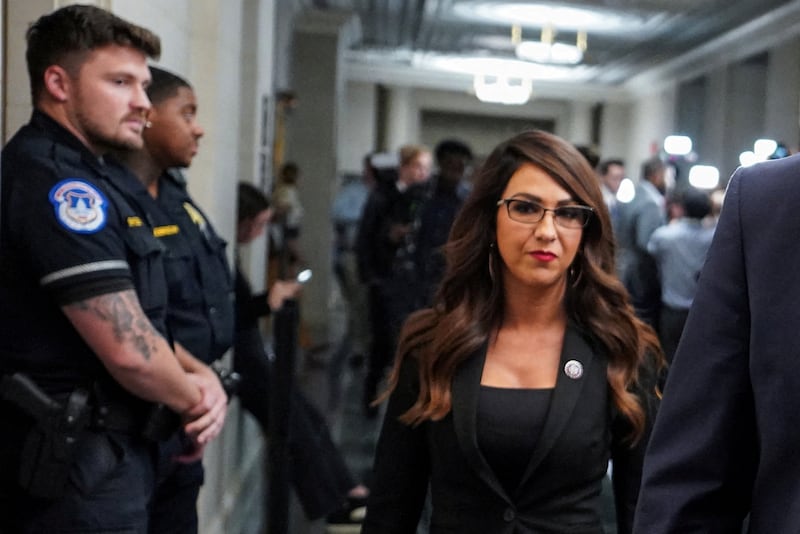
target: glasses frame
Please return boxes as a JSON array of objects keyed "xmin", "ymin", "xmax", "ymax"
[{"xmin": 496, "ymin": 198, "xmax": 594, "ymax": 229}]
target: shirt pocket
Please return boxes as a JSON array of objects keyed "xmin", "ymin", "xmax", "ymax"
[
  {"xmin": 122, "ymin": 227, "xmax": 168, "ymax": 320},
  {"xmin": 159, "ymin": 233, "xmax": 203, "ymax": 305}
]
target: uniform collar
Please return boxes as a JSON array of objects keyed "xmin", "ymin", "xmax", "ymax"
[
  {"xmin": 163, "ymin": 168, "xmax": 188, "ymax": 188},
  {"xmin": 29, "ymin": 110, "xmax": 111, "ymax": 178},
  {"xmin": 30, "ymin": 110, "xmax": 100, "ymax": 161}
]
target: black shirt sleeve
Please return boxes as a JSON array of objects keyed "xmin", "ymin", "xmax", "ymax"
[{"xmin": 7, "ymin": 156, "xmax": 134, "ymax": 302}]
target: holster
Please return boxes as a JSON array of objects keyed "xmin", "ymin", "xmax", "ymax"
[
  {"xmin": 0, "ymin": 374, "xmax": 90, "ymax": 499},
  {"xmin": 91, "ymin": 382, "xmax": 180, "ymax": 442}
]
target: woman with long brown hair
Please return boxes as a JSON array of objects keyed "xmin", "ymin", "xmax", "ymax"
[{"xmin": 362, "ymin": 130, "xmax": 663, "ymax": 534}]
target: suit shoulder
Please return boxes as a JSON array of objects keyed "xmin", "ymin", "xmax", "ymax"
[{"xmin": 735, "ymin": 155, "xmax": 800, "ymax": 199}]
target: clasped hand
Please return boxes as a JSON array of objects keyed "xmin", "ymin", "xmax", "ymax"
[{"xmin": 177, "ymin": 368, "xmax": 229, "ymax": 462}]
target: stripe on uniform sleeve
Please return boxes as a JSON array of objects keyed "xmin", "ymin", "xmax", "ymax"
[{"xmin": 40, "ymin": 259, "xmax": 130, "ymax": 286}]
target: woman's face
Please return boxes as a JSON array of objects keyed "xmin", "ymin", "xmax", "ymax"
[{"xmin": 495, "ymin": 162, "xmax": 584, "ymax": 294}]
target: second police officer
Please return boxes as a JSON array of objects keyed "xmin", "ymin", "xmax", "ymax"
[{"xmin": 117, "ymin": 66, "xmax": 237, "ymax": 532}]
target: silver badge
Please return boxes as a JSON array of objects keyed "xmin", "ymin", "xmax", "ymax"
[{"xmin": 564, "ymin": 359, "xmax": 583, "ymax": 380}]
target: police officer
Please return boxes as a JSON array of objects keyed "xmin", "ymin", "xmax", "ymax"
[
  {"xmin": 117, "ymin": 66, "xmax": 235, "ymax": 533},
  {"xmin": 0, "ymin": 6, "xmax": 225, "ymax": 532}
]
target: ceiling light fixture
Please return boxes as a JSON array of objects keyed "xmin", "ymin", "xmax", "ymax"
[
  {"xmin": 460, "ymin": 3, "xmax": 645, "ymax": 33},
  {"xmin": 513, "ymin": 24, "xmax": 587, "ymax": 66},
  {"xmin": 473, "ymin": 74, "xmax": 532, "ymax": 105},
  {"xmin": 419, "ymin": 55, "xmax": 579, "ymax": 81}
]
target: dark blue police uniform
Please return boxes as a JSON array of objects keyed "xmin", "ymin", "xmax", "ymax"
[
  {"xmin": 153, "ymin": 170, "xmax": 234, "ymax": 364},
  {"xmin": 135, "ymin": 170, "xmax": 234, "ymax": 533},
  {"xmin": 0, "ymin": 110, "xmax": 170, "ymax": 533}
]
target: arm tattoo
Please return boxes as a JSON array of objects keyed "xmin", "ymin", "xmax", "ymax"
[{"xmin": 66, "ymin": 290, "xmax": 161, "ymax": 361}]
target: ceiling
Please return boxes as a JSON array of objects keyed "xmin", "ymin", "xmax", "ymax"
[{"xmin": 308, "ymin": 0, "xmax": 800, "ymax": 100}]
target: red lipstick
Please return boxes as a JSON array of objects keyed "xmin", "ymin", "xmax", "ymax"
[{"xmin": 531, "ymin": 251, "xmax": 557, "ymax": 262}]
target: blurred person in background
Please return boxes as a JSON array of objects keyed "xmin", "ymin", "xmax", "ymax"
[
  {"xmin": 234, "ymin": 182, "xmax": 370, "ymax": 528},
  {"xmin": 412, "ymin": 139, "xmax": 474, "ymax": 309},
  {"xmin": 356, "ymin": 144, "xmax": 432, "ymax": 418},
  {"xmin": 615, "ymin": 157, "xmax": 667, "ymax": 330},
  {"xmin": 646, "ymin": 187, "xmax": 715, "ymax": 363},
  {"xmin": 329, "ymin": 154, "xmax": 377, "ymax": 406}
]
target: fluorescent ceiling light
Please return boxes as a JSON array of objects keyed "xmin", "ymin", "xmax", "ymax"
[
  {"xmin": 516, "ymin": 41, "xmax": 583, "ymax": 65},
  {"xmin": 753, "ymin": 139, "xmax": 778, "ymax": 160},
  {"xmin": 739, "ymin": 151, "xmax": 757, "ymax": 167},
  {"xmin": 415, "ymin": 54, "xmax": 583, "ymax": 81},
  {"xmin": 664, "ymin": 135, "xmax": 693, "ymax": 156},
  {"xmin": 688, "ymin": 165, "xmax": 720, "ymax": 189},
  {"xmin": 455, "ymin": 2, "xmax": 649, "ymax": 33},
  {"xmin": 473, "ymin": 75, "xmax": 532, "ymax": 105}
]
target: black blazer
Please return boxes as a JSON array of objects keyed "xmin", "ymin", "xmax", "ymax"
[
  {"xmin": 634, "ymin": 155, "xmax": 800, "ymax": 533},
  {"xmin": 363, "ymin": 326, "xmax": 654, "ymax": 534}
]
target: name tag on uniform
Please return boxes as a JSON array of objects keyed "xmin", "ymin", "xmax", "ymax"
[{"xmin": 153, "ymin": 225, "xmax": 180, "ymax": 237}]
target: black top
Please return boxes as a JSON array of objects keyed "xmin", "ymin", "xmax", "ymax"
[
  {"xmin": 412, "ymin": 176, "xmax": 467, "ymax": 307},
  {"xmin": 477, "ymin": 385, "xmax": 554, "ymax": 495},
  {"xmin": 0, "ymin": 110, "xmax": 168, "ymax": 396},
  {"xmin": 233, "ymin": 263, "xmax": 271, "ymax": 332},
  {"xmin": 363, "ymin": 327, "xmax": 657, "ymax": 534}
]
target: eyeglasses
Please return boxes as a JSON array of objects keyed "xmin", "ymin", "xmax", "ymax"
[{"xmin": 496, "ymin": 198, "xmax": 594, "ymax": 229}]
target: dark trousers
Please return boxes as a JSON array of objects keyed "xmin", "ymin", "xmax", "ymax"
[
  {"xmin": 148, "ymin": 433, "xmax": 204, "ymax": 534},
  {"xmin": 0, "ymin": 414, "xmax": 156, "ymax": 534},
  {"xmin": 364, "ymin": 283, "xmax": 397, "ymax": 413},
  {"xmin": 234, "ymin": 327, "xmax": 356, "ymax": 520}
]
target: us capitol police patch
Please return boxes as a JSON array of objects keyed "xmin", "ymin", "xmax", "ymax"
[{"xmin": 49, "ymin": 178, "xmax": 108, "ymax": 234}]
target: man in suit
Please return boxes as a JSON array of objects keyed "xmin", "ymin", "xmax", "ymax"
[
  {"xmin": 615, "ymin": 157, "xmax": 666, "ymax": 329},
  {"xmin": 597, "ymin": 158, "xmax": 625, "ymax": 229},
  {"xmin": 634, "ymin": 155, "xmax": 800, "ymax": 532}
]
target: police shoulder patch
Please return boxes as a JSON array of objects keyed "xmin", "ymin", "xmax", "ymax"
[{"xmin": 49, "ymin": 178, "xmax": 108, "ymax": 234}]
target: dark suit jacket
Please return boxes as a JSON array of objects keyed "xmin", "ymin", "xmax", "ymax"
[
  {"xmin": 634, "ymin": 155, "xmax": 800, "ymax": 533},
  {"xmin": 363, "ymin": 326, "xmax": 654, "ymax": 534}
]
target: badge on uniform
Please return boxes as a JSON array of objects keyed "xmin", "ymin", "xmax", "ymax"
[
  {"xmin": 49, "ymin": 179, "xmax": 108, "ymax": 234},
  {"xmin": 183, "ymin": 202, "xmax": 207, "ymax": 231}
]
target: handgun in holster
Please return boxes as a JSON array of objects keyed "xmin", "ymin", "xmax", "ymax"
[{"xmin": 0, "ymin": 373, "xmax": 89, "ymax": 499}]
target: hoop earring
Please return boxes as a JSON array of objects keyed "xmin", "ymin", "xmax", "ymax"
[
  {"xmin": 488, "ymin": 243, "xmax": 496, "ymax": 283},
  {"xmin": 569, "ymin": 260, "xmax": 583, "ymax": 288}
]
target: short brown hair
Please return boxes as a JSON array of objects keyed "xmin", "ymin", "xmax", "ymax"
[{"xmin": 26, "ymin": 4, "xmax": 160, "ymax": 103}]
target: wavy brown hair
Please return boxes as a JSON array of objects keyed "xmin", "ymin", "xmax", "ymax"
[{"xmin": 383, "ymin": 130, "xmax": 663, "ymax": 442}]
